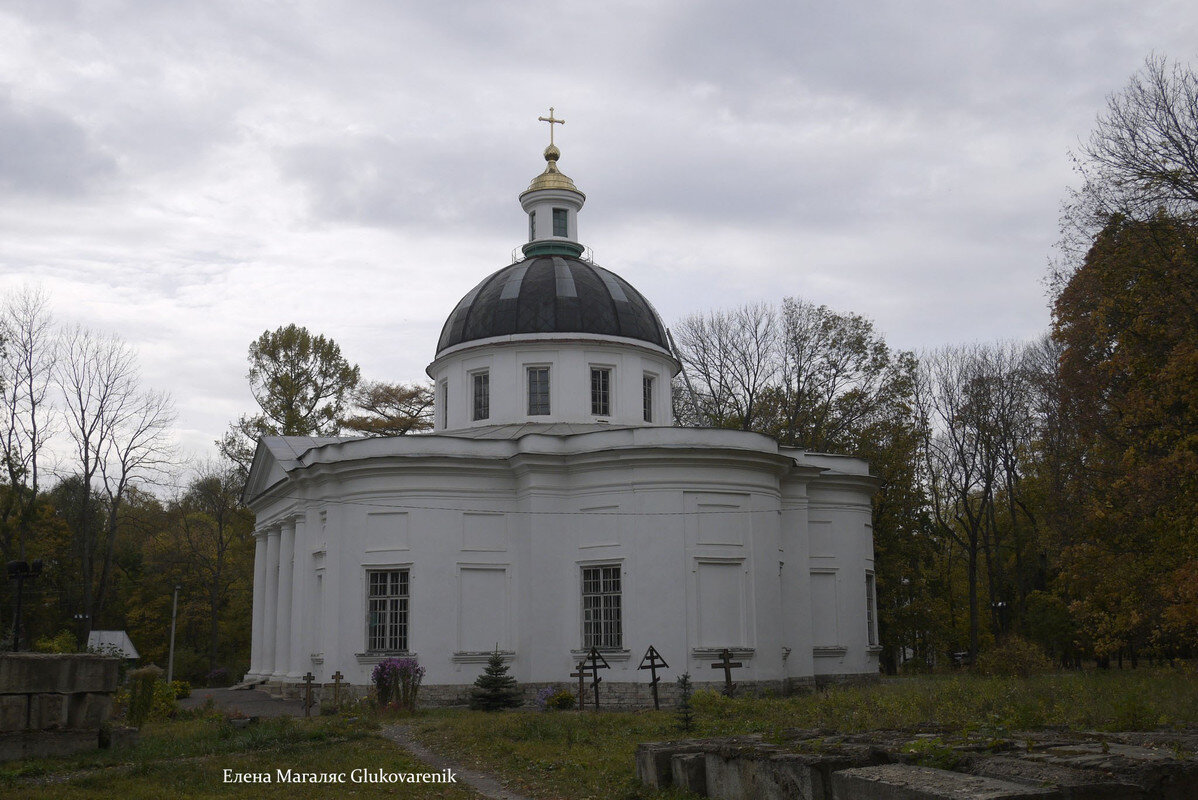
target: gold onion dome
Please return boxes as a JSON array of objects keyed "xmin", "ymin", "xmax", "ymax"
[{"xmin": 523, "ymin": 144, "xmax": 583, "ymax": 195}]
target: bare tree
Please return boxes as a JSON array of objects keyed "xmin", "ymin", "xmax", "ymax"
[
  {"xmin": 917, "ymin": 345, "xmax": 996, "ymax": 659},
  {"xmin": 56, "ymin": 327, "xmax": 175, "ymax": 642},
  {"xmin": 917, "ymin": 341, "xmax": 1044, "ymax": 656},
  {"xmin": 0, "ymin": 287, "xmax": 58, "ymax": 562},
  {"xmin": 673, "ymin": 302, "xmax": 779, "ymax": 429},
  {"xmin": 1061, "ymin": 55, "xmax": 1198, "ymax": 272}
]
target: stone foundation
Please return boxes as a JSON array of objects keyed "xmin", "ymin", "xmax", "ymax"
[
  {"xmin": 635, "ymin": 729, "xmax": 1198, "ymax": 800},
  {"xmin": 0, "ymin": 653, "xmax": 135, "ymax": 762},
  {"xmin": 265, "ymin": 677, "xmax": 798, "ymax": 709}
]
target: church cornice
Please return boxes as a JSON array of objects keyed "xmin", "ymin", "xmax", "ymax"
[{"xmin": 426, "ymin": 331, "xmax": 680, "ymax": 377}]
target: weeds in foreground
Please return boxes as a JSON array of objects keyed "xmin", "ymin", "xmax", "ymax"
[{"xmin": 411, "ymin": 667, "xmax": 1198, "ymax": 800}]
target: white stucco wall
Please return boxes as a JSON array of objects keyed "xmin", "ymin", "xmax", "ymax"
[
  {"xmin": 427, "ymin": 334, "xmax": 679, "ymax": 430},
  {"xmin": 243, "ymin": 428, "xmax": 879, "ymax": 691}
]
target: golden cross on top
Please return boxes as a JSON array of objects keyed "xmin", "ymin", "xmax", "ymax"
[{"xmin": 538, "ymin": 107, "xmax": 565, "ymax": 146}]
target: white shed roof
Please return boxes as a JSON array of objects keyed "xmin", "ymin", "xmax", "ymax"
[{"xmin": 87, "ymin": 629, "xmax": 140, "ymax": 659}]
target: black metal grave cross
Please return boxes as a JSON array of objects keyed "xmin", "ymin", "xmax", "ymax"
[
  {"xmin": 569, "ymin": 661, "xmax": 590, "ymax": 711},
  {"xmin": 302, "ymin": 672, "xmax": 315, "ymax": 717},
  {"xmin": 331, "ymin": 671, "xmax": 344, "ymax": 706},
  {"xmin": 637, "ymin": 645, "xmax": 670, "ymax": 710},
  {"xmin": 585, "ymin": 647, "xmax": 610, "ymax": 710},
  {"xmin": 710, "ymin": 649, "xmax": 743, "ymax": 697}
]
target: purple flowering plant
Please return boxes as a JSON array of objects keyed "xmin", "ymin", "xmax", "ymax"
[{"xmin": 371, "ymin": 656, "xmax": 425, "ymax": 712}]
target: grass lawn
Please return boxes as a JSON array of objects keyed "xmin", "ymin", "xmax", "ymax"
[
  {"xmin": 1, "ymin": 715, "xmax": 481, "ymax": 800},
  {"xmin": 2, "ymin": 668, "xmax": 1194, "ymax": 800},
  {"xmin": 411, "ymin": 667, "xmax": 1198, "ymax": 800}
]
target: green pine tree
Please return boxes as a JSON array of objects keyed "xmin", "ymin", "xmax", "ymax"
[
  {"xmin": 469, "ymin": 647, "xmax": 522, "ymax": 711},
  {"xmin": 675, "ymin": 672, "xmax": 696, "ymax": 734}
]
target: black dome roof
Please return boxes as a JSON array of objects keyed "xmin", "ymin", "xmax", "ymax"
[{"xmin": 437, "ymin": 256, "xmax": 668, "ymax": 353}]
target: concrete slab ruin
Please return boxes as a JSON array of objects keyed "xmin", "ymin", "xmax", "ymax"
[
  {"xmin": 0, "ymin": 653, "xmax": 136, "ymax": 761},
  {"xmin": 635, "ymin": 728, "xmax": 1198, "ymax": 800}
]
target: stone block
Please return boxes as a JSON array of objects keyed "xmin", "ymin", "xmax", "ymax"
[
  {"xmin": 971, "ymin": 755, "xmax": 1145, "ymax": 799},
  {"xmin": 30, "ymin": 693, "xmax": 68, "ymax": 730},
  {"xmin": 703, "ymin": 745, "xmax": 787, "ymax": 800},
  {"xmin": 69, "ymin": 656, "xmax": 119, "ymax": 694},
  {"xmin": 0, "ymin": 654, "xmax": 118, "ymax": 694},
  {"xmin": 0, "ymin": 695, "xmax": 29, "ymax": 731},
  {"xmin": 100, "ymin": 725, "xmax": 139, "ymax": 750},
  {"xmin": 769, "ymin": 752, "xmax": 871, "ymax": 800},
  {"xmin": 68, "ymin": 693, "xmax": 114, "ymax": 729},
  {"xmin": 0, "ymin": 729, "xmax": 99, "ymax": 761},
  {"xmin": 1029, "ymin": 742, "xmax": 1198, "ymax": 799},
  {"xmin": 636, "ymin": 741, "xmax": 709, "ymax": 788},
  {"xmin": 831, "ymin": 764, "xmax": 1060, "ymax": 800},
  {"xmin": 704, "ymin": 751, "xmax": 749, "ymax": 800},
  {"xmin": 702, "ymin": 749, "xmax": 865, "ymax": 800},
  {"xmin": 672, "ymin": 752, "xmax": 708, "ymax": 796}
]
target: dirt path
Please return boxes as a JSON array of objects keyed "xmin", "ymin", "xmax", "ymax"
[
  {"xmin": 177, "ymin": 690, "xmax": 534, "ymax": 799},
  {"xmin": 381, "ymin": 725, "xmax": 537, "ymax": 800}
]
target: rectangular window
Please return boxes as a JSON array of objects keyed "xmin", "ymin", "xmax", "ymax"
[
  {"xmin": 590, "ymin": 367, "xmax": 611, "ymax": 416},
  {"xmin": 529, "ymin": 210, "xmax": 536, "ymax": 241},
  {"xmin": 582, "ymin": 565, "xmax": 622, "ymax": 648},
  {"xmin": 527, "ymin": 367, "xmax": 550, "ymax": 415},
  {"xmin": 472, "ymin": 371, "xmax": 490, "ymax": 421},
  {"xmin": 367, "ymin": 569, "xmax": 409, "ymax": 652},
  {"xmin": 642, "ymin": 374, "xmax": 655, "ymax": 423},
  {"xmin": 553, "ymin": 208, "xmax": 568, "ymax": 237},
  {"xmin": 866, "ymin": 572, "xmax": 878, "ymax": 646},
  {"xmin": 439, "ymin": 380, "xmax": 448, "ymax": 428}
]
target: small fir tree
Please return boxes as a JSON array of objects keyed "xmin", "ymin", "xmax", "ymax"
[
  {"xmin": 675, "ymin": 671, "xmax": 696, "ymax": 734},
  {"xmin": 469, "ymin": 647, "xmax": 522, "ymax": 711}
]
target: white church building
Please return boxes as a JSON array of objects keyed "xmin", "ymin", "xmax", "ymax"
[{"xmin": 243, "ymin": 125, "xmax": 881, "ymax": 703}]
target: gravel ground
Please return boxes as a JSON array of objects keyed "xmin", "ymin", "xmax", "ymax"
[{"xmin": 176, "ymin": 687, "xmax": 306, "ymax": 718}]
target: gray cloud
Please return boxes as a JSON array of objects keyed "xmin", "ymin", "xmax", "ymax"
[
  {"xmin": 0, "ymin": 0, "xmax": 1195, "ymax": 462},
  {"xmin": 0, "ymin": 91, "xmax": 116, "ymax": 196}
]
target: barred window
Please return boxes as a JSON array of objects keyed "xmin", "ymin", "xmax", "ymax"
[
  {"xmin": 553, "ymin": 207, "xmax": 568, "ymax": 237},
  {"xmin": 642, "ymin": 374, "xmax": 655, "ymax": 423},
  {"xmin": 367, "ymin": 570, "xmax": 409, "ymax": 653},
  {"xmin": 582, "ymin": 565, "xmax": 622, "ymax": 649},
  {"xmin": 528, "ymin": 367, "xmax": 550, "ymax": 415},
  {"xmin": 865, "ymin": 572, "xmax": 878, "ymax": 646},
  {"xmin": 472, "ymin": 371, "xmax": 490, "ymax": 421},
  {"xmin": 590, "ymin": 367, "xmax": 611, "ymax": 416}
]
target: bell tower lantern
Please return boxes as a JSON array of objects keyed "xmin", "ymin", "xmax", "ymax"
[{"xmin": 519, "ymin": 107, "xmax": 586, "ymax": 258}]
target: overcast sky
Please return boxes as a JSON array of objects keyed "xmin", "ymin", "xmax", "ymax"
[{"xmin": 1, "ymin": 0, "xmax": 1195, "ymax": 465}]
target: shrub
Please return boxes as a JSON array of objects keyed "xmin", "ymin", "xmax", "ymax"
[
  {"xmin": 548, "ymin": 689, "xmax": 577, "ymax": 711},
  {"xmin": 171, "ymin": 680, "xmax": 192, "ymax": 699},
  {"xmin": 34, "ymin": 630, "xmax": 77, "ymax": 653},
  {"xmin": 127, "ymin": 665, "xmax": 164, "ymax": 728},
  {"xmin": 206, "ymin": 667, "xmax": 229, "ymax": 687},
  {"xmin": 152, "ymin": 680, "xmax": 179, "ymax": 719},
  {"xmin": 974, "ymin": 636, "xmax": 1054, "ymax": 677},
  {"xmin": 371, "ymin": 656, "xmax": 425, "ymax": 712}
]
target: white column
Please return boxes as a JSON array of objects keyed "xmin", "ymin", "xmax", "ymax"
[
  {"xmin": 247, "ymin": 530, "xmax": 268, "ymax": 679},
  {"xmin": 262, "ymin": 526, "xmax": 280, "ymax": 680},
  {"xmin": 287, "ymin": 515, "xmax": 308, "ymax": 680},
  {"xmin": 273, "ymin": 518, "xmax": 296, "ymax": 680}
]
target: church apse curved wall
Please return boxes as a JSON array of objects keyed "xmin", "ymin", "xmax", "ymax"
[{"xmin": 243, "ymin": 429, "xmax": 880, "ymax": 703}]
